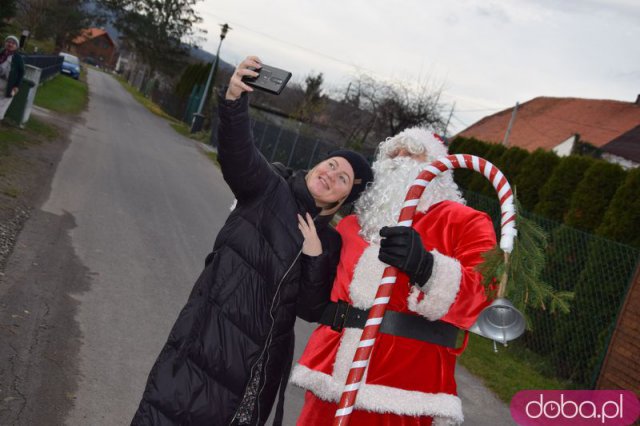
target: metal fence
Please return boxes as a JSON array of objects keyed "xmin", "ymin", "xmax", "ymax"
[
  {"xmin": 463, "ymin": 189, "xmax": 640, "ymax": 388},
  {"xmin": 23, "ymin": 55, "xmax": 62, "ymax": 83},
  {"xmin": 209, "ymin": 106, "xmax": 376, "ymax": 169}
]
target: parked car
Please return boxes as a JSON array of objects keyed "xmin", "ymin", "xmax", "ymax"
[{"xmin": 59, "ymin": 52, "xmax": 81, "ymax": 79}]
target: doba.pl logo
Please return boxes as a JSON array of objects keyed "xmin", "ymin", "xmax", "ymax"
[{"xmin": 510, "ymin": 390, "xmax": 640, "ymax": 425}]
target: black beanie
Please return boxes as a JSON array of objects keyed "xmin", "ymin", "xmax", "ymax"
[{"xmin": 327, "ymin": 150, "xmax": 373, "ymax": 203}]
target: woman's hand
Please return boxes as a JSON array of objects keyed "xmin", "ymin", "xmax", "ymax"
[
  {"xmin": 298, "ymin": 213, "xmax": 322, "ymax": 256},
  {"xmin": 225, "ymin": 56, "xmax": 261, "ymax": 101},
  {"xmin": 10, "ymin": 87, "xmax": 18, "ymax": 97}
]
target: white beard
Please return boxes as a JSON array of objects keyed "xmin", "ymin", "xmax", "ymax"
[{"xmin": 354, "ymin": 156, "xmax": 464, "ymax": 244}]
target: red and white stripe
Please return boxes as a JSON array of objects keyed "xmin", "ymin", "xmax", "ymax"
[{"xmin": 333, "ymin": 154, "xmax": 516, "ymax": 425}]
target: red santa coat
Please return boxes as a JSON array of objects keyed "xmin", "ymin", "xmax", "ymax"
[{"xmin": 290, "ymin": 200, "xmax": 497, "ymax": 425}]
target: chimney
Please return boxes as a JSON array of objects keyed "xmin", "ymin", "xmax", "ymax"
[{"xmin": 636, "ymin": 94, "xmax": 640, "ymax": 105}]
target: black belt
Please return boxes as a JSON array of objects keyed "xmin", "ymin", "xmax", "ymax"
[{"xmin": 319, "ymin": 300, "xmax": 460, "ymax": 349}]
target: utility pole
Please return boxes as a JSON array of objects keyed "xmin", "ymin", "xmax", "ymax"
[
  {"xmin": 191, "ymin": 23, "xmax": 231, "ymax": 134},
  {"xmin": 502, "ymin": 101, "xmax": 519, "ymax": 146},
  {"xmin": 443, "ymin": 102, "xmax": 455, "ymax": 139}
]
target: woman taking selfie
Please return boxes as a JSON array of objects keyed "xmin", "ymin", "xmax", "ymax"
[{"xmin": 132, "ymin": 56, "xmax": 373, "ymax": 426}]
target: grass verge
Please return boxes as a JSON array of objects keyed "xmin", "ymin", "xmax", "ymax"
[
  {"xmin": 169, "ymin": 122, "xmax": 210, "ymax": 143},
  {"xmin": 114, "ymin": 76, "xmax": 176, "ymax": 122},
  {"xmin": 34, "ymin": 74, "xmax": 88, "ymax": 114},
  {"xmin": 459, "ymin": 333, "xmax": 573, "ymax": 403}
]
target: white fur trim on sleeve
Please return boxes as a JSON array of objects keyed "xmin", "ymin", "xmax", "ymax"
[
  {"xmin": 349, "ymin": 245, "xmax": 387, "ymax": 309},
  {"xmin": 407, "ymin": 249, "xmax": 461, "ymax": 320}
]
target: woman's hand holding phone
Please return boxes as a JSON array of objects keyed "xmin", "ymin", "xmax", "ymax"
[{"xmin": 225, "ymin": 56, "xmax": 261, "ymax": 101}]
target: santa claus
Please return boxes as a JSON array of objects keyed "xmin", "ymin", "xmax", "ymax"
[{"xmin": 290, "ymin": 128, "xmax": 498, "ymax": 425}]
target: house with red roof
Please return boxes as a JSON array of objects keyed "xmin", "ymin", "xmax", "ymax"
[
  {"xmin": 457, "ymin": 95, "xmax": 640, "ymax": 168},
  {"xmin": 66, "ymin": 28, "xmax": 118, "ymax": 70}
]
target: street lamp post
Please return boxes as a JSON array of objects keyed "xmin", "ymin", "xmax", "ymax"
[{"xmin": 190, "ymin": 23, "xmax": 231, "ymax": 134}]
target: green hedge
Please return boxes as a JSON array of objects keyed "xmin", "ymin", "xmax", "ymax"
[
  {"xmin": 596, "ymin": 167, "xmax": 640, "ymax": 248},
  {"xmin": 564, "ymin": 162, "xmax": 627, "ymax": 232},
  {"xmin": 552, "ymin": 239, "xmax": 638, "ymax": 386},
  {"xmin": 448, "ymin": 137, "xmax": 491, "ymax": 189},
  {"xmin": 534, "ymin": 156, "xmax": 596, "ymax": 222},
  {"xmin": 497, "ymin": 146, "xmax": 530, "ymax": 185},
  {"xmin": 467, "ymin": 143, "xmax": 508, "ymax": 196},
  {"xmin": 513, "ymin": 149, "xmax": 560, "ymax": 211},
  {"xmin": 448, "ymin": 135, "xmax": 636, "ymax": 250}
]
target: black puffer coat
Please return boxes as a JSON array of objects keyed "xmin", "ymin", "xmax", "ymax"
[{"xmin": 132, "ymin": 93, "xmax": 341, "ymax": 425}]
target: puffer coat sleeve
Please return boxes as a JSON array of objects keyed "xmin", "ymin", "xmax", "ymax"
[{"xmin": 216, "ymin": 92, "xmax": 276, "ymax": 203}]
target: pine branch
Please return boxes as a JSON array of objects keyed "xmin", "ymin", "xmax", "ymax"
[{"xmin": 477, "ymin": 199, "xmax": 574, "ymax": 329}]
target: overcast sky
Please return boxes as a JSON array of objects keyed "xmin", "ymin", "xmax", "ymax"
[{"xmin": 194, "ymin": 0, "xmax": 640, "ymax": 135}]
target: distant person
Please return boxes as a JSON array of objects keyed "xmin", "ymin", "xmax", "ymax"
[
  {"xmin": 131, "ymin": 55, "xmax": 373, "ymax": 425},
  {"xmin": 290, "ymin": 128, "xmax": 497, "ymax": 425},
  {"xmin": 0, "ymin": 35, "xmax": 25, "ymax": 122}
]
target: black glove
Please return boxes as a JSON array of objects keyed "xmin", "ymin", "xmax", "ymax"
[{"xmin": 378, "ymin": 226, "xmax": 434, "ymax": 287}]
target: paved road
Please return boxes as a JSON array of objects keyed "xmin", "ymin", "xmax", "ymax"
[{"xmin": 0, "ymin": 68, "xmax": 513, "ymax": 425}]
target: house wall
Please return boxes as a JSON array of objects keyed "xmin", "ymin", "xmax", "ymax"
[
  {"xmin": 596, "ymin": 264, "xmax": 640, "ymax": 393},
  {"xmin": 552, "ymin": 134, "xmax": 577, "ymax": 157},
  {"xmin": 74, "ymin": 35, "xmax": 117, "ymax": 69},
  {"xmin": 601, "ymin": 153, "xmax": 639, "ymax": 170}
]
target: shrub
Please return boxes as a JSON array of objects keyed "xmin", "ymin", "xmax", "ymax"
[
  {"xmin": 552, "ymin": 239, "xmax": 638, "ymax": 386},
  {"xmin": 449, "ymin": 137, "xmax": 491, "ymax": 189},
  {"xmin": 447, "ymin": 136, "xmax": 466, "ymax": 154},
  {"xmin": 596, "ymin": 167, "xmax": 640, "ymax": 248},
  {"xmin": 467, "ymin": 143, "xmax": 508, "ymax": 196},
  {"xmin": 524, "ymin": 224, "xmax": 591, "ymax": 353},
  {"xmin": 564, "ymin": 162, "xmax": 626, "ymax": 232},
  {"xmin": 498, "ymin": 146, "xmax": 530, "ymax": 186},
  {"xmin": 513, "ymin": 149, "xmax": 560, "ymax": 211},
  {"xmin": 534, "ymin": 156, "xmax": 596, "ymax": 222}
]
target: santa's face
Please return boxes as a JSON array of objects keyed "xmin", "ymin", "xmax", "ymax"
[
  {"xmin": 388, "ymin": 147, "xmax": 427, "ymax": 163},
  {"xmin": 354, "ymin": 130, "xmax": 463, "ymax": 243}
]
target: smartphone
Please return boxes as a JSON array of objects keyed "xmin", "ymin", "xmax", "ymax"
[{"xmin": 242, "ymin": 64, "xmax": 292, "ymax": 95}]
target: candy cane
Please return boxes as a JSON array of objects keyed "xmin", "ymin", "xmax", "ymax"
[{"xmin": 333, "ymin": 154, "xmax": 516, "ymax": 425}]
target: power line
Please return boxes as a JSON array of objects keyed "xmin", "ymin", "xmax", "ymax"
[
  {"xmin": 200, "ymin": 13, "xmax": 509, "ymax": 112},
  {"xmin": 455, "ymin": 107, "xmax": 503, "ymax": 113},
  {"xmin": 451, "ymin": 114, "xmax": 470, "ymax": 128},
  {"xmin": 201, "ymin": 14, "xmax": 360, "ymax": 71}
]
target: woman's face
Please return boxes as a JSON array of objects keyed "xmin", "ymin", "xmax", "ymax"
[
  {"xmin": 306, "ymin": 157, "xmax": 355, "ymax": 207},
  {"xmin": 5, "ymin": 39, "xmax": 18, "ymax": 52}
]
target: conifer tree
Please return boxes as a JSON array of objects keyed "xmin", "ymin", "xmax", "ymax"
[
  {"xmin": 513, "ymin": 149, "xmax": 559, "ymax": 211},
  {"xmin": 534, "ymin": 156, "xmax": 595, "ymax": 222},
  {"xmin": 596, "ymin": 167, "xmax": 640, "ymax": 248},
  {"xmin": 564, "ymin": 162, "xmax": 626, "ymax": 232}
]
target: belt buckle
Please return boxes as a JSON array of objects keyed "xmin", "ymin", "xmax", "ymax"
[{"xmin": 331, "ymin": 300, "xmax": 350, "ymax": 332}]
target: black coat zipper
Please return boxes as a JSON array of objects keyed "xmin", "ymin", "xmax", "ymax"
[{"xmin": 228, "ymin": 249, "xmax": 302, "ymax": 425}]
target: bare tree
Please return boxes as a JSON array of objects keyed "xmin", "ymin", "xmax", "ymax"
[{"xmin": 329, "ymin": 73, "xmax": 445, "ymax": 149}]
